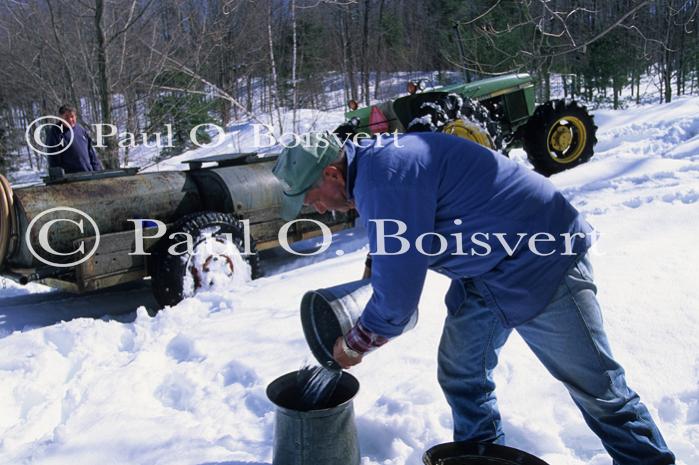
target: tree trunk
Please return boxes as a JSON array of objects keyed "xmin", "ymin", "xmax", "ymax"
[
  {"xmin": 267, "ymin": 0, "xmax": 283, "ymax": 133},
  {"xmin": 246, "ymin": 74, "xmax": 253, "ymax": 113},
  {"xmin": 232, "ymin": 72, "xmax": 240, "ymax": 120},
  {"xmin": 46, "ymin": 0, "xmax": 79, "ymax": 109},
  {"xmin": 344, "ymin": 7, "xmax": 358, "ymax": 101},
  {"xmin": 95, "ymin": 0, "xmax": 118, "ymax": 168},
  {"xmin": 361, "ymin": 0, "xmax": 371, "ymax": 106},
  {"xmin": 22, "ymin": 105, "xmax": 40, "ymax": 170},
  {"xmin": 373, "ymin": 0, "xmax": 386, "ymax": 100},
  {"xmin": 677, "ymin": 21, "xmax": 685, "ymax": 97},
  {"xmin": 663, "ymin": 50, "xmax": 672, "ymax": 103},
  {"xmin": 337, "ymin": 12, "xmax": 350, "ymax": 105},
  {"xmin": 217, "ymin": 52, "xmax": 231, "ymax": 126},
  {"xmin": 124, "ymin": 89, "xmax": 139, "ymax": 167},
  {"xmin": 696, "ymin": 6, "xmax": 699, "ymax": 95},
  {"xmin": 636, "ymin": 70, "xmax": 641, "ymax": 105},
  {"xmin": 16, "ymin": 107, "xmax": 33, "ymax": 170},
  {"xmin": 291, "ymin": 0, "xmax": 298, "ymax": 131},
  {"xmin": 662, "ymin": 5, "xmax": 673, "ymax": 104}
]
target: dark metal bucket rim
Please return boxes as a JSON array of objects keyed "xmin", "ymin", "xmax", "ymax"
[
  {"xmin": 301, "ymin": 290, "xmax": 343, "ymax": 370},
  {"xmin": 422, "ymin": 440, "xmax": 550, "ymax": 465},
  {"xmin": 266, "ymin": 370, "xmax": 360, "ymax": 418}
]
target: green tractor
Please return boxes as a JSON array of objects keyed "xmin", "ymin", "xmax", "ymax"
[{"xmin": 340, "ymin": 73, "xmax": 597, "ymax": 176}]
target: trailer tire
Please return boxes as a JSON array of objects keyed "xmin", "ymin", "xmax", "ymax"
[{"xmin": 149, "ymin": 212, "xmax": 261, "ymax": 308}]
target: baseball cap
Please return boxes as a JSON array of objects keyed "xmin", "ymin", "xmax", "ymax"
[{"xmin": 272, "ymin": 133, "xmax": 343, "ymax": 220}]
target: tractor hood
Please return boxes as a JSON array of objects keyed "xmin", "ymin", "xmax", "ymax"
[
  {"xmin": 439, "ymin": 73, "xmax": 534, "ymax": 99},
  {"xmin": 344, "ymin": 73, "xmax": 534, "ymax": 132}
]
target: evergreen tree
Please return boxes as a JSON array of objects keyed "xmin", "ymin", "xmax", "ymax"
[{"xmin": 148, "ymin": 71, "xmax": 220, "ymax": 159}]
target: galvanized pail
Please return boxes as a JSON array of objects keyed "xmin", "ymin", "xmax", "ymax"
[
  {"xmin": 422, "ymin": 441, "xmax": 550, "ymax": 465},
  {"xmin": 300, "ymin": 279, "xmax": 373, "ymax": 370},
  {"xmin": 266, "ymin": 370, "xmax": 361, "ymax": 465}
]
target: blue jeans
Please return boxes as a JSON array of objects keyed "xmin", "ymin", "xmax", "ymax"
[{"xmin": 437, "ymin": 254, "xmax": 675, "ymax": 465}]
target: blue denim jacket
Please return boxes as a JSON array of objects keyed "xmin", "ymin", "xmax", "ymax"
[{"xmin": 344, "ymin": 133, "xmax": 593, "ymax": 337}]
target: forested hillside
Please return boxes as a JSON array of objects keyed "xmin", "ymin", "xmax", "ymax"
[{"xmin": 0, "ymin": 0, "xmax": 698, "ymax": 171}]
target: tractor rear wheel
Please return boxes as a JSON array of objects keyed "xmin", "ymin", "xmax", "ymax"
[
  {"xmin": 149, "ymin": 212, "xmax": 261, "ymax": 308},
  {"xmin": 522, "ymin": 99, "xmax": 597, "ymax": 176},
  {"xmin": 406, "ymin": 94, "xmax": 505, "ymax": 153}
]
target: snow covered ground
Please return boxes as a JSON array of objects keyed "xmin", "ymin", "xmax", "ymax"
[{"xmin": 2, "ymin": 96, "xmax": 699, "ymax": 465}]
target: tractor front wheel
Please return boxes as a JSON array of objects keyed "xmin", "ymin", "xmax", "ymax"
[
  {"xmin": 407, "ymin": 95, "xmax": 506, "ymax": 153},
  {"xmin": 522, "ymin": 99, "xmax": 597, "ymax": 176}
]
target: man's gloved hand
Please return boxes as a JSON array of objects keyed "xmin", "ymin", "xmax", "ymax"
[{"xmin": 333, "ymin": 336, "xmax": 363, "ymax": 369}]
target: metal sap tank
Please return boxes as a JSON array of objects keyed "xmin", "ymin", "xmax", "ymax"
[
  {"xmin": 9, "ymin": 171, "xmax": 201, "ymax": 268},
  {"xmin": 188, "ymin": 161, "xmax": 283, "ymax": 222}
]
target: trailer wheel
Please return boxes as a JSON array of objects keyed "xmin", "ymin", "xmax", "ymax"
[{"xmin": 149, "ymin": 212, "xmax": 261, "ymax": 308}]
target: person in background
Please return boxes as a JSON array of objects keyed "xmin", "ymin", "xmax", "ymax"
[{"xmin": 45, "ymin": 104, "xmax": 102, "ymax": 173}]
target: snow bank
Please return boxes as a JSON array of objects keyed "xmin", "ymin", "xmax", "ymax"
[{"xmin": 2, "ymin": 96, "xmax": 699, "ymax": 465}]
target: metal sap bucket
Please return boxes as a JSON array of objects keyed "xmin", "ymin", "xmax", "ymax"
[
  {"xmin": 423, "ymin": 441, "xmax": 550, "ymax": 465},
  {"xmin": 300, "ymin": 279, "xmax": 373, "ymax": 370},
  {"xmin": 301, "ymin": 278, "xmax": 419, "ymax": 370},
  {"xmin": 266, "ymin": 370, "xmax": 361, "ymax": 465}
]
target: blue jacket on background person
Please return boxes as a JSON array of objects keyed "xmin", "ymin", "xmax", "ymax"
[{"xmin": 45, "ymin": 110, "xmax": 102, "ymax": 173}]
